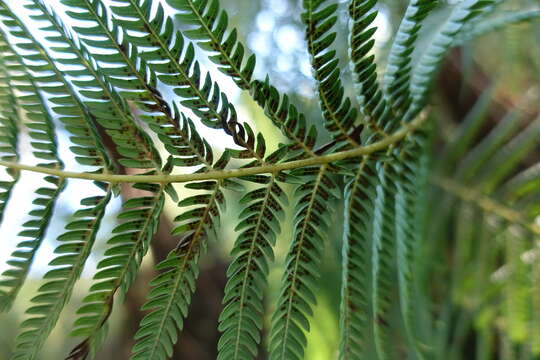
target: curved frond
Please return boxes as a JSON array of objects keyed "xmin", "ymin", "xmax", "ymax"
[
  {"xmin": 129, "ymin": 152, "xmax": 233, "ymax": 360},
  {"xmin": 370, "ymin": 160, "xmax": 397, "ymax": 360},
  {"xmin": 406, "ymin": 0, "xmax": 494, "ymax": 121},
  {"xmin": 269, "ymin": 165, "xmax": 338, "ymax": 360},
  {"xmin": 302, "ymin": 0, "xmax": 359, "ymax": 147},
  {"xmin": 35, "ymin": 0, "xmax": 162, "ymax": 170},
  {"xmin": 68, "ymin": 186, "xmax": 166, "ymax": 359},
  {"xmin": 166, "ymin": 0, "xmax": 321, "ymax": 157},
  {"xmin": 456, "ymin": 8, "xmax": 540, "ymax": 46},
  {"xmin": 0, "ymin": 14, "xmax": 66, "ymax": 312},
  {"xmin": 167, "ymin": 0, "xmax": 256, "ymax": 90},
  {"xmin": 339, "ymin": 159, "xmax": 376, "ymax": 359},
  {"xmin": 55, "ymin": 0, "xmax": 225, "ymax": 166},
  {"xmin": 130, "ymin": 178, "xmax": 225, "ymax": 360},
  {"xmin": 348, "ymin": 0, "xmax": 389, "ymax": 131},
  {"xmin": 384, "ymin": 0, "xmax": 437, "ymax": 117},
  {"xmin": 11, "ymin": 189, "xmax": 112, "ymax": 360},
  {"xmin": 0, "ymin": 40, "xmax": 20, "ymax": 225},
  {"xmin": 392, "ymin": 134, "xmax": 429, "ymax": 356},
  {"xmin": 218, "ymin": 171, "xmax": 287, "ymax": 359}
]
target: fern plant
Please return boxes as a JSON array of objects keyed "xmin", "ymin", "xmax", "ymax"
[{"xmin": 0, "ymin": 0, "xmax": 538, "ymax": 359}]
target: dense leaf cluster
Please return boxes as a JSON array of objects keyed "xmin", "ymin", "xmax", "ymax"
[{"xmin": 0, "ymin": 0, "xmax": 538, "ymax": 359}]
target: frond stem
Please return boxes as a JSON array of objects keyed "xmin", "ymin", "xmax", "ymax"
[{"xmin": 0, "ymin": 114, "xmax": 427, "ymax": 183}]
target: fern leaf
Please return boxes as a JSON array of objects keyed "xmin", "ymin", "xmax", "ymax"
[
  {"xmin": 0, "ymin": 41, "xmax": 21, "ymax": 225},
  {"xmin": 167, "ymin": 0, "xmax": 322, "ymax": 158},
  {"xmin": 130, "ymin": 151, "xmax": 232, "ymax": 359},
  {"xmin": 393, "ymin": 135, "xmax": 429, "ymax": 356},
  {"xmin": 301, "ymin": 0, "xmax": 359, "ymax": 147},
  {"xmin": 456, "ymin": 8, "xmax": 540, "ymax": 46},
  {"xmin": 250, "ymin": 79, "xmax": 319, "ymax": 158},
  {"xmin": 406, "ymin": 0, "xmax": 494, "ymax": 121},
  {"xmin": 104, "ymin": 3, "xmax": 228, "ymax": 128},
  {"xmin": 371, "ymin": 159, "xmax": 398, "ymax": 360},
  {"xmin": 23, "ymin": 1, "xmax": 113, "ymax": 171},
  {"xmin": 107, "ymin": 0, "xmax": 267, "ymax": 160},
  {"xmin": 478, "ymin": 120, "xmax": 540, "ymax": 193},
  {"xmin": 53, "ymin": 0, "xmax": 216, "ymax": 166},
  {"xmin": 167, "ymin": 0, "xmax": 256, "ymax": 90},
  {"xmin": 269, "ymin": 165, "xmax": 338, "ymax": 360},
  {"xmin": 131, "ymin": 178, "xmax": 226, "ymax": 360},
  {"xmin": 348, "ymin": 0, "xmax": 390, "ymax": 131},
  {"xmin": 457, "ymin": 108, "xmax": 521, "ymax": 182},
  {"xmin": 11, "ymin": 188, "xmax": 113, "ymax": 360},
  {"xmin": 339, "ymin": 158, "xmax": 376, "ymax": 359},
  {"xmin": 34, "ymin": 0, "xmax": 162, "ymax": 170},
  {"xmin": 218, "ymin": 172, "xmax": 287, "ymax": 359},
  {"xmin": 68, "ymin": 186, "xmax": 166, "ymax": 358},
  {"xmin": 0, "ymin": 18, "xmax": 66, "ymax": 311},
  {"xmin": 384, "ymin": 0, "xmax": 437, "ymax": 117}
]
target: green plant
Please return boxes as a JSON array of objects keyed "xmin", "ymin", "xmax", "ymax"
[{"xmin": 0, "ymin": 0, "xmax": 538, "ymax": 359}]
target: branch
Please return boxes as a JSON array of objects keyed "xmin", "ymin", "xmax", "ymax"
[
  {"xmin": 432, "ymin": 175, "xmax": 540, "ymax": 236},
  {"xmin": 0, "ymin": 114, "xmax": 428, "ymax": 183}
]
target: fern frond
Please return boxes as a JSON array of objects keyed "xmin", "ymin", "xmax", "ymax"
[
  {"xmin": 301, "ymin": 0, "xmax": 360, "ymax": 147},
  {"xmin": 384, "ymin": 0, "xmax": 437, "ymax": 117},
  {"xmin": 478, "ymin": 120, "xmax": 540, "ymax": 194},
  {"xmin": 339, "ymin": 158, "xmax": 376, "ymax": 359},
  {"xmin": 0, "ymin": 41, "xmax": 20, "ymax": 225},
  {"xmin": 456, "ymin": 8, "xmax": 540, "ymax": 46},
  {"xmin": 348, "ymin": 0, "xmax": 389, "ymax": 131},
  {"xmin": 102, "ymin": 3, "xmax": 228, "ymax": 132},
  {"xmin": 250, "ymin": 79, "xmax": 319, "ymax": 158},
  {"xmin": 457, "ymin": 108, "xmax": 521, "ymax": 181},
  {"xmin": 167, "ymin": 0, "xmax": 324, "ymax": 156},
  {"xmin": 269, "ymin": 165, "xmax": 338, "ymax": 360},
  {"xmin": 11, "ymin": 188, "xmax": 113, "ymax": 360},
  {"xmin": 130, "ymin": 151, "xmax": 233, "ymax": 359},
  {"xmin": 53, "ymin": 0, "xmax": 216, "ymax": 166},
  {"xmin": 393, "ymin": 134, "xmax": 429, "ymax": 356},
  {"xmin": 130, "ymin": 177, "xmax": 226, "ymax": 360},
  {"xmin": 68, "ymin": 186, "xmax": 166, "ymax": 358},
  {"xmin": 32, "ymin": 0, "xmax": 162, "ymax": 170},
  {"xmin": 406, "ymin": 0, "xmax": 494, "ymax": 121},
  {"xmin": 0, "ymin": 19, "xmax": 66, "ymax": 311},
  {"xmin": 371, "ymin": 159, "xmax": 398, "ymax": 360},
  {"xmin": 167, "ymin": 0, "xmax": 256, "ymax": 90},
  {"xmin": 218, "ymin": 169, "xmax": 288, "ymax": 359},
  {"xmin": 22, "ymin": 1, "xmax": 113, "ymax": 171}
]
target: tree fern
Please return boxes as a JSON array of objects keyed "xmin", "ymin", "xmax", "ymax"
[{"xmin": 0, "ymin": 0, "xmax": 536, "ymax": 359}]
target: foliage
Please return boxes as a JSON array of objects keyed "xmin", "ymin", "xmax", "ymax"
[{"xmin": 0, "ymin": 0, "xmax": 538, "ymax": 359}]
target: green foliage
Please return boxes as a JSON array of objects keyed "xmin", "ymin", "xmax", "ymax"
[{"xmin": 0, "ymin": 0, "xmax": 537, "ymax": 359}]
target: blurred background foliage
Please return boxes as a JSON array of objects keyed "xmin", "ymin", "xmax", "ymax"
[{"xmin": 0, "ymin": 0, "xmax": 539, "ymax": 359}]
